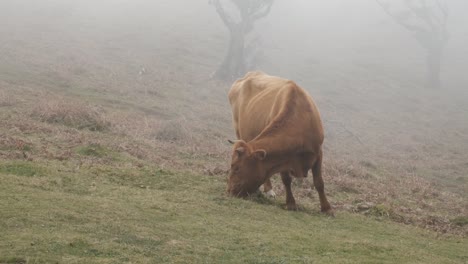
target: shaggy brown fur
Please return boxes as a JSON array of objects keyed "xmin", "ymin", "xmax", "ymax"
[{"xmin": 227, "ymin": 71, "xmax": 332, "ymax": 213}]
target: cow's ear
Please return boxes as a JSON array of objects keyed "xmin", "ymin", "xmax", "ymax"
[
  {"xmin": 253, "ymin": 149, "xmax": 267, "ymax": 160},
  {"xmin": 235, "ymin": 147, "xmax": 245, "ymax": 156}
]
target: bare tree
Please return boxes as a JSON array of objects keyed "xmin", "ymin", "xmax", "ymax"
[
  {"xmin": 210, "ymin": 0, "xmax": 274, "ymax": 81},
  {"xmin": 376, "ymin": 0, "xmax": 449, "ymax": 89}
]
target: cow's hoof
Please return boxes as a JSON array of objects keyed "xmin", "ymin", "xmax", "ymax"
[{"xmin": 265, "ymin": 190, "xmax": 276, "ymax": 198}]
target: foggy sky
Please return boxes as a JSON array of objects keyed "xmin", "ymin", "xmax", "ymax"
[{"xmin": 0, "ymin": 0, "xmax": 467, "ymax": 92}]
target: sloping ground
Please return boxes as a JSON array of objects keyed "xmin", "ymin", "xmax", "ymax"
[
  {"xmin": 1, "ymin": 2, "xmax": 468, "ymax": 262},
  {"xmin": 0, "ymin": 159, "xmax": 467, "ymax": 263},
  {"xmin": 1, "ymin": 55, "xmax": 466, "ymax": 237}
]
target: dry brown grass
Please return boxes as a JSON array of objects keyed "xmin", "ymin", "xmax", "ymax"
[
  {"xmin": 0, "ymin": 134, "xmax": 33, "ymax": 161},
  {"xmin": 31, "ymin": 95, "xmax": 110, "ymax": 131},
  {"xmin": 0, "ymin": 88, "xmax": 16, "ymax": 107},
  {"xmin": 107, "ymin": 111, "xmax": 161, "ymax": 138},
  {"xmin": 155, "ymin": 118, "xmax": 194, "ymax": 142},
  {"xmin": 276, "ymin": 157, "xmax": 468, "ymax": 236}
]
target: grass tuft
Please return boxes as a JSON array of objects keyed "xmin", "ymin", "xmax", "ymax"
[
  {"xmin": 0, "ymin": 136, "xmax": 32, "ymax": 151},
  {"xmin": 0, "ymin": 257, "xmax": 27, "ymax": 264},
  {"xmin": 31, "ymin": 96, "xmax": 110, "ymax": 131},
  {"xmin": 452, "ymin": 216, "xmax": 468, "ymax": 227},
  {"xmin": 76, "ymin": 144, "xmax": 108, "ymax": 157},
  {"xmin": 0, "ymin": 89, "xmax": 17, "ymax": 107},
  {"xmin": 367, "ymin": 204, "xmax": 393, "ymax": 218},
  {"xmin": 0, "ymin": 162, "xmax": 44, "ymax": 177},
  {"xmin": 155, "ymin": 119, "xmax": 192, "ymax": 141}
]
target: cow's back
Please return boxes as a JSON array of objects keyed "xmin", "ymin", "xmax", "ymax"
[{"xmin": 229, "ymin": 72, "xmax": 293, "ymax": 141}]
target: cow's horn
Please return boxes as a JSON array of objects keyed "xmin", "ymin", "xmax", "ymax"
[{"xmin": 228, "ymin": 139, "xmax": 241, "ymax": 144}]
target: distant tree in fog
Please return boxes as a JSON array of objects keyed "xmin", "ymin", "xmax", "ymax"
[
  {"xmin": 376, "ymin": 0, "xmax": 449, "ymax": 89},
  {"xmin": 209, "ymin": 0, "xmax": 274, "ymax": 81}
]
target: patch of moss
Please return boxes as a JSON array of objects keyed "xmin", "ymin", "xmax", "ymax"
[
  {"xmin": 0, "ymin": 162, "xmax": 44, "ymax": 177},
  {"xmin": 451, "ymin": 216, "xmax": 468, "ymax": 227},
  {"xmin": 368, "ymin": 204, "xmax": 392, "ymax": 218},
  {"xmin": 0, "ymin": 257, "xmax": 27, "ymax": 264},
  {"xmin": 76, "ymin": 144, "xmax": 108, "ymax": 157}
]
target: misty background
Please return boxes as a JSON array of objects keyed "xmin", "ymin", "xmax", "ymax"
[
  {"xmin": 1, "ymin": 0, "xmax": 467, "ymax": 192},
  {"xmin": 2, "ymin": 0, "xmax": 468, "ymax": 86}
]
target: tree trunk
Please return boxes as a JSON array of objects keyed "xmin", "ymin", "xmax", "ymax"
[
  {"xmin": 214, "ymin": 27, "xmax": 245, "ymax": 81},
  {"xmin": 210, "ymin": 0, "xmax": 274, "ymax": 81},
  {"xmin": 426, "ymin": 45, "xmax": 443, "ymax": 89}
]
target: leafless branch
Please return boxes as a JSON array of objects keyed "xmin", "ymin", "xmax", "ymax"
[
  {"xmin": 376, "ymin": 0, "xmax": 448, "ymax": 42},
  {"xmin": 251, "ymin": 1, "xmax": 274, "ymax": 21},
  {"xmin": 435, "ymin": 0, "xmax": 449, "ymax": 27},
  {"xmin": 405, "ymin": 0, "xmax": 436, "ymax": 32},
  {"xmin": 376, "ymin": 0, "xmax": 425, "ymax": 33},
  {"xmin": 210, "ymin": 0, "xmax": 235, "ymax": 29}
]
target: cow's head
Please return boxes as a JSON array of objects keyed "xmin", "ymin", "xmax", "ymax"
[{"xmin": 227, "ymin": 140, "xmax": 267, "ymax": 197}]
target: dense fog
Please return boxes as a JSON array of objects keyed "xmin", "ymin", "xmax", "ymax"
[
  {"xmin": 2, "ymin": 0, "xmax": 467, "ymax": 87},
  {"xmin": 1, "ymin": 0, "xmax": 467, "ymax": 169}
]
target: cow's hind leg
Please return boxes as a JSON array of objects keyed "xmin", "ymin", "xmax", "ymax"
[
  {"xmin": 312, "ymin": 150, "xmax": 333, "ymax": 215},
  {"xmin": 280, "ymin": 171, "xmax": 297, "ymax": 210},
  {"xmin": 263, "ymin": 178, "xmax": 276, "ymax": 198}
]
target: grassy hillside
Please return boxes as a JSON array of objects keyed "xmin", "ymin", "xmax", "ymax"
[
  {"xmin": 1, "ymin": 1, "xmax": 467, "ymax": 263},
  {"xmin": 1, "ymin": 73, "xmax": 467, "ymax": 263},
  {"xmin": 1, "ymin": 159, "xmax": 466, "ymax": 264}
]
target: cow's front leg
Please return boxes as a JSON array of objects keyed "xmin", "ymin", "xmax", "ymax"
[
  {"xmin": 263, "ymin": 178, "xmax": 276, "ymax": 198},
  {"xmin": 280, "ymin": 171, "xmax": 297, "ymax": 210}
]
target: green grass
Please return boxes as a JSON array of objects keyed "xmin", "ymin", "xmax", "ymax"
[
  {"xmin": 0, "ymin": 162, "xmax": 45, "ymax": 177},
  {"xmin": 0, "ymin": 160, "xmax": 466, "ymax": 264},
  {"xmin": 452, "ymin": 217, "xmax": 468, "ymax": 227},
  {"xmin": 75, "ymin": 144, "xmax": 111, "ymax": 158}
]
